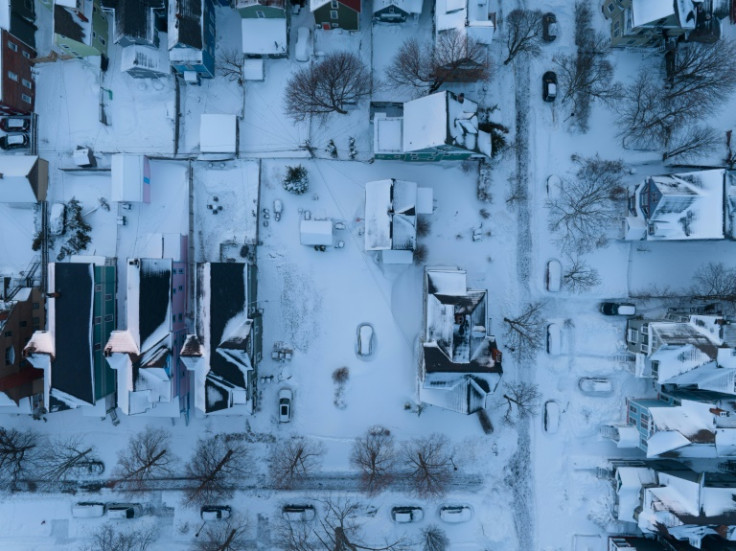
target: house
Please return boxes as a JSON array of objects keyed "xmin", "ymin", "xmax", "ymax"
[
  {"xmin": 111, "ymin": 154, "xmax": 151, "ymax": 203},
  {"xmin": 53, "ymin": 0, "xmax": 109, "ymax": 58},
  {"xmin": 602, "ymin": 0, "xmax": 720, "ymax": 48},
  {"xmin": 104, "ymin": 243, "xmax": 188, "ymax": 416},
  {"xmin": 373, "ymin": 91, "xmax": 492, "ymax": 161},
  {"xmin": 200, "ymin": 114, "xmax": 237, "ymax": 155},
  {"xmin": 625, "ymin": 170, "xmax": 731, "ymax": 241},
  {"xmin": 100, "ymin": 0, "xmax": 165, "ymax": 47},
  {"xmin": 363, "ymin": 178, "xmax": 433, "ymax": 264},
  {"xmin": 434, "ymin": 0, "xmax": 495, "ymax": 44},
  {"xmin": 168, "ymin": 0, "xmax": 216, "ymax": 80},
  {"xmin": 372, "ymin": 0, "xmax": 422, "ymax": 23},
  {"xmin": 310, "ymin": 0, "xmax": 360, "ymax": 31},
  {"xmin": 234, "ymin": 0, "xmax": 287, "ymax": 57},
  {"xmin": 608, "ymin": 536, "xmax": 671, "ymax": 551},
  {"xmin": 180, "ymin": 262, "xmax": 262, "ymax": 414},
  {"xmin": 0, "ymin": 155, "xmax": 49, "ymax": 204},
  {"xmin": 0, "ymin": 28, "xmax": 35, "ymax": 115},
  {"xmin": 0, "ymin": 0, "xmax": 38, "ymax": 50},
  {"xmin": 420, "ymin": 267, "xmax": 502, "ymax": 414},
  {"xmin": 119, "ymin": 43, "xmax": 170, "ymax": 78},
  {"xmin": 300, "ymin": 219, "xmax": 333, "ymax": 246},
  {"xmin": 613, "ymin": 462, "xmax": 736, "ymax": 549},
  {"xmin": 0, "ymin": 287, "xmax": 44, "ymax": 412},
  {"xmin": 23, "ymin": 258, "xmax": 116, "ymax": 414}
]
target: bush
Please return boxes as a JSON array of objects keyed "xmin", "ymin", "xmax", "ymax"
[
  {"xmin": 413, "ymin": 244, "xmax": 428, "ymax": 265},
  {"xmin": 490, "ymin": 129, "xmax": 507, "ymax": 157},
  {"xmin": 416, "ymin": 217, "xmax": 431, "ymax": 238},
  {"xmin": 283, "ymin": 165, "xmax": 309, "ymax": 195},
  {"xmin": 31, "ymin": 231, "xmax": 42, "ymax": 251},
  {"xmin": 332, "ymin": 367, "xmax": 349, "ymax": 384}
]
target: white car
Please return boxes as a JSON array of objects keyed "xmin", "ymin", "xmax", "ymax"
[
  {"xmin": 544, "ymin": 400, "xmax": 560, "ymax": 434},
  {"xmin": 391, "ymin": 507, "xmax": 423, "ymax": 523},
  {"xmin": 278, "ymin": 388, "xmax": 292, "ymax": 423},
  {"xmin": 578, "ymin": 377, "xmax": 613, "ymax": 395},
  {"xmin": 49, "ymin": 202, "xmax": 66, "ymax": 235},
  {"xmin": 282, "ymin": 505, "xmax": 316, "ymax": 522},
  {"xmin": 357, "ymin": 323, "xmax": 374, "ymax": 357},
  {"xmin": 439, "ymin": 505, "xmax": 473, "ymax": 523},
  {"xmin": 546, "ymin": 259, "xmax": 561, "ymax": 292},
  {"xmin": 295, "ymin": 27, "xmax": 311, "ymax": 62}
]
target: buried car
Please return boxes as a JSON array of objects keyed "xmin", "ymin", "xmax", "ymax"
[
  {"xmin": 439, "ymin": 505, "xmax": 473, "ymax": 523},
  {"xmin": 578, "ymin": 377, "xmax": 613, "ymax": 395},
  {"xmin": 357, "ymin": 323, "xmax": 374, "ymax": 357},
  {"xmin": 391, "ymin": 507, "xmax": 424, "ymax": 523}
]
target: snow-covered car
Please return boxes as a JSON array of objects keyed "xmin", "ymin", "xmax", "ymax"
[
  {"xmin": 295, "ymin": 26, "xmax": 311, "ymax": 62},
  {"xmin": 0, "ymin": 117, "xmax": 30, "ymax": 132},
  {"xmin": 546, "ymin": 323, "xmax": 562, "ymax": 355},
  {"xmin": 49, "ymin": 202, "xmax": 66, "ymax": 236},
  {"xmin": 546, "ymin": 259, "xmax": 561, "ymax": 292},
  {"xmin": 279, "ymin": 388, "xmax": 292, "ymax": 422},
  {"xmin": 542, "ymin": 71, "xmax": 557, "ymax": 102},
  {"xmin": 357, "ymin": 323, "xmax": 374, "ymax": 357},
  {"xmin": 282, "ymin": 505, "xmax": 316, "ymax": 522},
  {"xmin": 544, "ymin": 400, "xmax": 560, "ymax": 433},
  {"xmin": 201, "ymin": 505, "xmax": 231, "ymax": 520},
  {"xmin": 542, "ymin": 13, "xmax": 558, "ymax": 42},
  {"xmin": 600, "ymin": 302, "xmax": 636, "ymax": 316},
  {"xmin": 439, "ymin": 505, "xmax": 473, "ymax": 523},
  {"xmin": 72, "ymin": 502, "xmax": 105, "ymax": 518},
  {"xmin": 578, "ymin": 377, "xmax": 613, "ymax": 395},
  {"xmin": 546, "ymin": 174, "xmax": 561, "ymax": 198},
  {"xmin": 107, "ymin": 503, "xmax": 143, "ymax": 519},
  {"xmin": 0, "ymin": 132, "xmax": 28, "ymax": 150},
  {"xmin": 391, "ymin": 507, "xmax": 424, "ymax": 523}
]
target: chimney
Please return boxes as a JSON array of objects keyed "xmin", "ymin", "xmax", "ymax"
[{"xmin": 457, "ymin": 93, "xmax": 465, "ymax": 103}]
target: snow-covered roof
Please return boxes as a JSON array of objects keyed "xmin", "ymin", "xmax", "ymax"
[
  {"xmin": 374, "ymin": 116, "xmax": 403, "ymax": 154},
  {"xmin": 120, "ymin": 44, "xmax": 170, "ymax": 75},
  {"xmin": 631, "ymin": 0, "xmax": 675, "ymax": 27},
  {"xmin": 372, "ymin": 0, "xmax": 422, "ymax": 15},
  {"xmin": 403, "ymin": 93, "xmax": 448, "ymax": 152},
  {"xmin": 0, "ymin": 2, "xmax": 9, "ymax": 31},
  {"xmin": 243, "ymin": 58, "xmax": 264, "ymax": 81},
  {"xmin": 241, "ymin": 17, "xmax": 286, "ymax": 56},
  {"xmin": 310, "ymin": 0, "xmax": 360, "ymax": 12},
  {"xmin": 364, "ymin": 179, "xmax": 418, "ymax": 251},
  {"xmin": 616, "ymin": 466, "xmax": 657, "ymax": 522},
  {"xmin": 111, "ymin": 154, "xmax": 149, "ymax": 203},
  {"xmin": 0, "ymin": 156, "xmax": 40, "ymax": 203},
  {"xmin": 420, "ymin": 373, "xmax": 498, "ymax": 414},
  {"xmin": 200, "ymin": 114, "xmax": 237, "ymax": 154},
  {"xmin": 300, "ymin": 220, "xmax": 333, "ymax": 246},
  {"xmin": 675, "ymin": 0, "xmax": 699, "ymax": 30},
  {"xmin": 54, "ymin": 0, "xmax": 94, "ymax": 47},
  {"xmin": 467, "ymin": 0, "xmax": 495, "ymax": 44},
  {"xmin": 435, "ymin": 0, "xmax": 466, "ymax": 33}
]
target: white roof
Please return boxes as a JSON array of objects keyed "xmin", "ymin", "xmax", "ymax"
[
  {"xmin": 435, "ymin": 0, "xmax": 466, "ymax": 33},
  {"xmin": 241, "ymin": 18, "xmax": 287, "ymax": 56},
  {"xmin": 120, "ymin": 45, "xmax": 169, "ymax": 75},
  {"xmin": 382, "ymin": 249, "xmax": 414, "ymax": 264},
  {"xmin": 364, "ymin": 179, "xmax": 393, "ymax": 250},
  {"xmin": 0, "ymin": 1, "xmax": 9, "ymax": 31},
  {"xmin": 200, "ymin": 114, "xmax": 238, "ymax": 154},
  {"xmin": 300, "ymin": 220, "xmax": 333, "ymax": 245},
  {"xmin": 374, "ymin": 116, "xmax": 403, "ymax": 154},
  {"xmin": 0, "ymin": 155, "xmax": 39, "ymax": 203},
  {"xmin": 372, "ymin": 0, "xmax": 422, "ymax": 15},
  {"xmin": 243, "ymin": 58, "xmax": 264, "ymax": 81},
  {"xmin": 631, "ymin": 0, "xmax": 675, "ymax": 27},
  {"xmin": 647, "ymin": 431, "xmax": 691, "ymax": 457},
  {"xmin": 403, "ymin": 93, "xmax": 448, "ymax": 152},
  {"xmin": 467, "ymin": 0, "xmax": 495, "ymax": 44},
  {"xmin": 111, "ymin": 154, "xmax": 147, "ymax": 203},
  {"xmin": 310, "ymin": 0, "xmax": 330, "ymax": 11}
]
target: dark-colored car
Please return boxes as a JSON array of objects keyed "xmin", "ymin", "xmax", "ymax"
[
  {"xmin": 543, "ymin": 72, "xmax": 557, "ymax": 102},
  {"xmin": 0, "ymin": 117, "xmax": 30, "ymax": 132},
  {"xmin": 600, "ymin": 302, "xmax": 636, "ymax": 316},
  {"xmin": 0, "ymin": 132, "xmax": 28, "ymax": 150},
  {"xmin": 542, "ymin": 13, "xmax": 558, "ymax": 42}
]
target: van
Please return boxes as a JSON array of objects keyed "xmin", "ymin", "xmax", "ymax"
[
  {"xmin": 72, "ymin": 502, "xmax": 106, "ymax": 518},
  {"xmin": 106, "ymin": 503, "xmax": 142, "ymax": 519}
]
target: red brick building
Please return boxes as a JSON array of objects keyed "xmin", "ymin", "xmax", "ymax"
[{"xmin": 0, "ymin": 28, "xmax": 35, "ymax": 115}]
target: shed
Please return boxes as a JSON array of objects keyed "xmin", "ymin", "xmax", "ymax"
[
  {"xmin": 200, "ymin": 114, "xmax": 238, "ymax": 154},
  {"xmin": 300, "ymin": 220, "xmax": 333, "ymax": 246},
  {"xmin": 243, "ymin": 58, "xmax": 264, "ymax": 81},
  {"xmin": 0, "ymin": 155, "xmax": 49, "ymax": 204},
  {"xmin": 111, "ymin": 154, "xmax": 151, "ymax": 203}
]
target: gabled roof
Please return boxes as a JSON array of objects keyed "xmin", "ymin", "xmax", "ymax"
[
  {"xmin": 631, "ymin": 0, "xmax": 675, "ymax": 27},
  {"xmin": 364, "ymin": 179, "xmax": 417, "ymax": 251},
  {"xmin": 102, "ymin": 0, "xmax": 164, "ymax": 46},
  {"xmin": 0, "ymin": 155, "xmax": 40, "ymax": 203},
  {"xmin": 168, "ymin": 0, "xmax": 202, "ymax": 50},
  {"xmin": 310, "ymin": 0, "xmax": 360, "ymax": 13},
  {"xmin": 372, "ymin": 0, "xmax": 421, "ymax": 15}
]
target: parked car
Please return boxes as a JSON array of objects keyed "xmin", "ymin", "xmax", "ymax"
[
  {"xmin": 546, "ymin": 174, "xmax": 561, "ymax": 198},
  {"xmin": 544, "ymin": 400, "xmax": 560, "ymax": 433},
  {"xmin": 295, "ymin": 26, "xmax": 311, "ymax": 62},
  {"xmin": 278, "ymin": 388, "xmax": 292, "ymax": 423},
  {"xmin": 578, "ymin": 377, "xmax": 613, "ymax": 395},
  {"xmin": 439, "ymin": 505, "xmax": 473, "ymax": 523},
  {"xmin": 0, "ymin": 132, "xmax": 28, "ymax": 150},
  {"xmin": 546, "ymin": 322, "xmax": 562, "ymax": 355},
  {"xmin": 546, "ymin": 259, "xmax": 561, "ymax": 292},
  {"xmin": 391, "ymin": 506, "xmax": 424, "ymax": 523},
  {"xmin": 542, "ymin": 71, "xmax": 557, "ymax": 102},
  {"xmin": 600, "ymin": 302, "xmax": 636, "ymax": 316},
  {"xmin": 72, "ymin": 502, "xmax": 106, "ymax": 518},
  {"xmin": 282, "ymin": 504, "xmax": 316, "ymax": 522},
  {"xmin": 49, "ymin": 202, "xmax": 66, "ymax": 236},
  {"xmin": 542, "ymin": 13, "xmax": 558, "ymax": 42},
  {"xmin": 201, "ymin": 505, "xmax": 231, "ymax": 520},
  {"xmin": 357, "ymin": 323, "xmax": 374, "ymax": 357},
  {"xmin": 0, "ymin": 117, "xmax": 30, "ymax": 132},
  {"xmin": 106, "ymin": 503, "xmax": 142, "ymax": 519}
]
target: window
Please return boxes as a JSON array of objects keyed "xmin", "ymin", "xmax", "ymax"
[
  {"xmin": 104, "ymin": 314, "xmax": 113, "ymax": 322},
  {"xmin": 21, "ymin": 93, "xmax": 31, "ymax": 103},
  {"xmin": 95, "ymin": 284, "xmax": 102, "ymax": 292},
  {"xmin": 330, "ymin": 0, "xmax": 338, "ymax": 7},
  {"xmin": 178, "ymin": 285, "xmax": 183, "ymax": 291},
  {"xmin": 4, "ymin": 331, "xmax": 11, "ymax": 337},
  {"xmin": 32, "ymin": 303, "xmax": 39, "ymax": 310},
  {"xmin": 256, "ymin": 9, "xmax": 265, "ymax": 17},
  {"xmin": 607, "ymin": 2, "xmax": 614, "ymax": 12},
  {"xmin": 22, "ymin": 79, "xmax": 31, "ymax": 89},
  {"xmin": 20, "ymin": 321, "xmax": 27, "ymax": 327},
  {"xmin": 94, "ymin": 343, "xmax": 101, "ymax": 351},
  {"xmin": 105, "ymin": 293, "xmax": 112, "ymax": 301},
  {"xmin": 178, "ymin": 313, "xmax": 183, "ymax": 321},
  {"xmin": 98, "ymin": 36, "xmax": 106, "ymax": 46},
  {"xmin": 94, "ymin": 316, "xmax": 101, "ymax": 325},
  {"xmin": 330, "ymin": 9, "xmax": 338, "ymax": 19},
  {"xmin": 173, "ymin": 288, "xmax": 177, "ymax": 295},
  {"xmin": 32, "ymin": 316, "xmax": 39, "ymax": 327},
  {"xmin": 7, "ymin": 41, "xmax": 17, "ymax": 52},
  {"xmin": 21, "ymin": 50, "xmax": 30, "ymax": 59},
  {"xmin": 7, "ymin": 71, "xmax": 18, "ymax": 82}
]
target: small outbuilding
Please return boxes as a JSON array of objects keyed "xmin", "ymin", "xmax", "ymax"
[
  {"xmin": 300, "ymin": 220, "xmax": 333, "ymax": 246},
  {"xmin": 200, "ymin": 114, "xmax": 238, "ymax": 155},
  {"xmin": 111, "ymin": 154, "xmax": 151, "ymax": 203},
  {"xmin": 0, "ymin": 155, "xmax": 49, "ymax": 204}
]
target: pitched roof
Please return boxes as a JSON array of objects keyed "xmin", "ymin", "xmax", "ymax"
[
  {"xmin": 169, "ymin": 0, "xmax": 202, "ymax": 50},
  {"xmin": 310, "ymin": 0, "xmax": 360, "ymax": 13},
  {"xmin": 103, "ymin": 0, "xmax": 164, "ymax": 46}
]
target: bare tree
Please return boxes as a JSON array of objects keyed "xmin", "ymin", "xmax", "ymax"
[
  {"xmin": 38, "ymin": 435, "xmax": 102, "ymax": 487},
  {"xmin": 350, "ymin": 426, "xmax": 396, "ymax": 494},
  {"xmin": 562, "ymin": 255, "xmax": 601, "ymax": 293},
  {"xmin": 667, "ymin": 40, "xmax": 736, "ymax": 110},
  {"xmin": 546, "ymin": 155, "xmax": 626, "ymax": 253},
  {"xmin": 218, "ymin": 48, "xmax": 245, "ymax": 84},
  {"xmin": 503, "ymin": 9, "xmax": 543, "ymax": 65},
  {"xmin": 662, "ymin": 125, "xmax": 720, "ymax": 161},
  {"xmin": 422, "ymin": 525, "xmax": 449, "ymax": 551},
  {"xmin": 277, "ymin": 497, "xmax": 407, "ymax": 551},
  {"xmin": 691, "ymin": 262, "xmax": 736, "ymax": 302},
  {"xmin": 499, "ymin": 382, "xmax": 541, "ymax": 424},
  {"xmin": 184, "ymin": 435, "xmax": 249, "ymax": 507},
  {"xmin": 112, "ymin": 427, "xmax": 177, "ymax": 492},
  {"xmin": 402, "ymin": 434, "xmax": 453, "ymax": 498},
  {"xmin": 193, "ymin": 519, "xmax": 248, "ymax": 551},
  {"xmin": 502, "ymin": 302, "xmax": 546, "ymax": 361},
  {"xmin": 0, "ymin": 427, "xmax": 41, "ymax": 486},
  {"xmin": 284, "ymin": 52, "xmax": 372, "ymax": 121},
  {"xmin": 81, "ymin": 523, "xmax": 157, "ymax": 551},
  {"xmin": 268, "ymin": 436, "xmax": 325, "ymax": 489},
  {"xmin": 554, "ymin": 54, "xmax": 623, "ymax": 107},
  {"xmin": 385, "ymin": 31, "xmax": 490, "ymax": 95}
]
